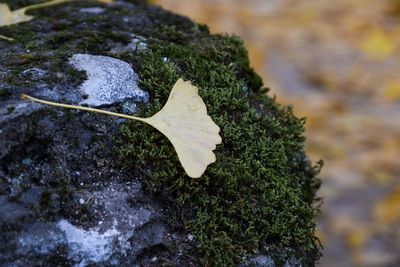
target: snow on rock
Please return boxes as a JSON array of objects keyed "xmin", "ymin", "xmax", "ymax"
[{"xmin": 69, "ymin": 54, "xmax": 149, "ymax": 107}]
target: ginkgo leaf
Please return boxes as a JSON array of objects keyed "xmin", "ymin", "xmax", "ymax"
[
  {"xmin": 0, "ymin": 3, "xmax": 33, "ymax": 26},
  {"xmin": 0, "ymin": 0, "xmax": 114, "ymax": 27},
  {"xmin": 0, "ymin": 0, "xmax": 113, "ymax": 41},
  {"xmin": 144, "ymin": 78, "xmax": 222, "ymax": 178},
  {"xmin": 21, "ymin": 78, "xmax": 222, "ymax": 178}
]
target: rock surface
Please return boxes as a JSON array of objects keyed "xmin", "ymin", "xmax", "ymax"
[
  {"xmin": 0, "ymin": 0, "xmax": 321, "ymax": 266},
  {"xmin": 0, "ymin": 1, "xmax": 187, "ymax": 266},
  {"xmin": 69, "ymin": 54, "xmax": 148, "ymax": 107},
  {"xmin": 12, "ymin": 181, "xmax": 166, "ymax": 266}
]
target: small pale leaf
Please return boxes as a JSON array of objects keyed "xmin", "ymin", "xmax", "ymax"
[
  {"xmin": 0, "ymin": 0, "xmax": 114, "ymax": 27},
  {"xmin": 143, "ymin": 78, "xmax": 222, "ymax": 178}
]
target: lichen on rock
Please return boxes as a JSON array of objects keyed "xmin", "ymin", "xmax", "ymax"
[
  {"xmin": 0, "ymin": 0, "xmax": 322, "ymax": 266},
  {"xmin": 69, "ymin": 53, "xmax": 149, "ymax": 107}
]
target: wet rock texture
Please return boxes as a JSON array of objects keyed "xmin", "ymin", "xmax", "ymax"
[
  {"xmin": 0, "ymin": 1, "xmax": 188, "ymax": 266},
  {"xmin": 0, "ymin": 58, "xmax": 167, "ymax": 265}
]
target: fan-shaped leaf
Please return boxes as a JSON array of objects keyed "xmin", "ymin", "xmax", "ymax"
[
  {"xmin": 143, "ymin": 78, "xmax": 222, "ymax": 178},
  {"xmin": 0, "ymin": 0, "xmax": 113, "ymax": 27}
]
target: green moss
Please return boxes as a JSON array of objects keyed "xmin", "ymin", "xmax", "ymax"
[{"xmin": 115, "ymin": 31, "xmax": 322, "ymax": 265}]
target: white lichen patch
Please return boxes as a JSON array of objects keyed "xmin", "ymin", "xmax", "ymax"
[
  {"xmin": 14, "ymin": 181, "xmax": 163, "ymax": 266},
  {"xmin": 130, "ymin": 36, "xmax": 147, "ymax": 51},
  {"xmin": 109, "ymin": 35, "xmax": 147, "ymax": 54},
  {"xmin": 0, "ymin": 100, "xmax": 42, "ymax": 121},
  {"xmin": 79, "ymin": 7, "xmax": 105, "ymax": 14},
  {"xmin": 57, "ymin": 219, "xmax": 120, "ymax": 267},
  {"xmin": 69, "ymin": 54, "xmax": 148, "ymax": 107},
  {"xmin": 21, "ymin": 67, "xmax": 47, "ymax": 77}
]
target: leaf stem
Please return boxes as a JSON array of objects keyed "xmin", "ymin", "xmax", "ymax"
[
  {"xmin": 0, "ymin": 35, "xmax": 14, "ymax": 42},
  {"xmin": 21, "ymin": 94, "xmax": 147, "ymax": 123},
  {"xmin": 24, "ymin": 0, "xmax": 76, "ymax": 12},
  {"xmin": 24, "ymin": 0, "xmax": 112, "ymax": 12}
]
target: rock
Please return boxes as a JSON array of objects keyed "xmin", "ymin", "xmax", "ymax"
[
  {"xmin": 79, "ymin": 7, "xmax": 105, "ymax": 14},
  {"xmin": 0, "ymin": 101, "xmax": 43, "ymax": 159},
  {"xmin": 241, "ymin": 255, "xmax": 275, "ymax": 267},
  {"xmin": 2, "ymin": 180, "xmax": 168, "ymax": 266},
  {"xmin": 19, "ymin": 186, "xmax": 45, "ymax": 207},
  {"xmin": 0, "ymin": 196, "xmax": 33, "ymax": 223},
  {"xmin": 240, "ymin": 253, "xmax": 302, "ymax": 267},
  {"xmin": 69, "ymin": 54, "xmax": 149, "ymax": 107},
  {"xmin": 0, "ymin": 0, "xmax": 321, "ymax": 266},
  {"xmin": 17, "ymin": 222, "xmax": 65, "ymax": 258},
  {"xmin": 109, "ymin": 35, "xmax": 147, "ymax": 54}
]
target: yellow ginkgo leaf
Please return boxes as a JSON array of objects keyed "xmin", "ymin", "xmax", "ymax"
[
  {"xmin": 0, "ymin": 0, "xmax": 114, "ymax": 27},
  {"xmin": 21, "ymin": 78, "xmax": 222, "ymax": 178},
  {"xmin": 144, "ymin": 78, "xmax": 222, "ymax": 178},
  {"xmin": 0, "ymin": 0, "xmax": 113, "ymax": 41},
  {"xmin": 0, "ymin": 3, "xmax": 33, "ymax": 27}
]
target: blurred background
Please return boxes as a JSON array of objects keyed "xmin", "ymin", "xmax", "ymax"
[{"xmin": 152, "ymin": 0, "xmax": 400, "ymax": 266}]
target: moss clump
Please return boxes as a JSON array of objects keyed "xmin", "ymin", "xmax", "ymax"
[{"xmin": 116, "ymin": 30, "xmax": 322, "ymax": 265}]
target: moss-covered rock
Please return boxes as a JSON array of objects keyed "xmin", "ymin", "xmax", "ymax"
[{"xmin": 0, "ymin": 0, "xmax": 322, "ymax": 266}]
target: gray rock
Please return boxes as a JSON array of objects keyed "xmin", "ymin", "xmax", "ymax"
[
  {"xmin": 0, "ymin": 5, "xmax": 166, "ymax": 264},
  {"xmin": 69, "ymin": 54, "xmax": 149, "ymax": 107},
  {"xmin": 21, "ymin": 68, "xmax": 47, "ymax": 81},
  {"xmin": 4, "ymin": 180, "xmax": 168, "ymax": 267},
  {"xmin": 121, "ymin": 99, "xmax": 138, "ymax": 114},
  {"xmin": 241, "ymin": 254, "xmax": 302, "ymax": 267},
  {"xmin": 56, "ymin": 219, "xmax": 118, "ymax": 265},
  {"xmin": 19, "ymin": 186, "xmax": 45, "ymax": 207},
  {"xmin": 0, "ymin": 197, "xmax": 33, "ymax": 223},
  {"xmin": 17, "ymin": 222, "xmax": 64, "ymax": 256},
  {"xmin": 242, "ymin": 255, "xmax": 275, "ymax": 267},
  {"xmin": 109, "ymin": 35, "xmax": 148, "ymax": 54}
]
